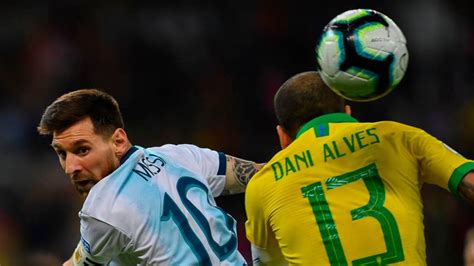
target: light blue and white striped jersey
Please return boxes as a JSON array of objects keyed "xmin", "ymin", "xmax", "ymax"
[{"xmin": 72, "ymin": 144, "xmax": 246, "ymax": 265}]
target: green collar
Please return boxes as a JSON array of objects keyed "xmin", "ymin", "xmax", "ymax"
[{"xmin": 296, "ymin": 113, "xmax": 358, "ymax": 138}]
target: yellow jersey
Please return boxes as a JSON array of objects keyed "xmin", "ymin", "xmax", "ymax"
[{"xmin": 245, "ymin": 113, "xmax": 474, "ymax": 265}]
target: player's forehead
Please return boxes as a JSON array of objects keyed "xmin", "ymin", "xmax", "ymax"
[{"xmin": 51, "ymin": 118, "xmax": 100, "ymax": 148}]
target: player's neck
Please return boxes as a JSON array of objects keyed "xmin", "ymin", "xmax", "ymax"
[{"xmin": 119, "ymin": 143, "xmax": 135, "ymax": 165}]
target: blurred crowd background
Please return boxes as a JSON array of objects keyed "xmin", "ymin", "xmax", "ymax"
[{"xmin": 0, "ymin": 0, "xmax": 473, "ymax": 265}]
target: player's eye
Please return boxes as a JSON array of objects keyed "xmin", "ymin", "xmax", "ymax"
[{"xmin": 77, "ymin": 147, "xmax": 90, "ymax": 156}]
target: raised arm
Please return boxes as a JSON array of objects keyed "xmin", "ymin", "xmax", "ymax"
[
  {"xmin": 459, "ymin": 172, "xmax": 474, "ymax": 205},
  {"xmin": 221, "ymin": 155, "xmax": 265, "ymax": 195}
]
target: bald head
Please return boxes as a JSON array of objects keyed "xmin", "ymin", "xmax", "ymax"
[{"xmin": 274, "ymin": 71, "xmax": 345, "ymax": 138}]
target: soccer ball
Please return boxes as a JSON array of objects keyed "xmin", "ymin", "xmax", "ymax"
[{"xmin": 316, "ymin": 9, "xmax": 408, "ymax": 101}]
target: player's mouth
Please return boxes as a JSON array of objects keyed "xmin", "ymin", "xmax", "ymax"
[{"xmin": 74, "ymin": 180, "xmax": 96, "ymax": 193}]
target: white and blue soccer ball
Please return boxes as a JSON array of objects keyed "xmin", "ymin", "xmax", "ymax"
[{"xmin": 316, "ymin": 9, "xmax": 409, "ymax": 101}]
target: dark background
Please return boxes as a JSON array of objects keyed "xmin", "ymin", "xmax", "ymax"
[{"xmin": 0, "ymin": 0, "xmax": 473, "ymax": 265}]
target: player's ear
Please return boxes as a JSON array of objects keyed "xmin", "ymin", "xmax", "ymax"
[
  {"xmin": 111, "ymin": 128, "xmax": 129, "ymax": 155},
  {"xmin": 276, "ymin": 125, "xmax": 293, "ymax": 149},
  {"xmin": 344, "ymin": 105, "xmax": 352, "ymax": 115}
]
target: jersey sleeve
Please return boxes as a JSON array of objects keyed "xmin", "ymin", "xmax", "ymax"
[
  {"xmin": 245, "ymin": 177, "xmax": 282, "ymax": 258},
  {"xmin": 157, "ymin": 144, "xmax": 227, "ymax": 197},
  {"xmin": 73, "ymin": 213, "xmax": 134, "ymax": 265},
  {"xmin": 408, "ymin": 129, "xmax": 474, "ymax": 194}
]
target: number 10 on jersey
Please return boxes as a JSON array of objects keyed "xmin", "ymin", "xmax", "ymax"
[{"xmin": 301, "ymin": 164, "xmax": 405, "ymax": 265}]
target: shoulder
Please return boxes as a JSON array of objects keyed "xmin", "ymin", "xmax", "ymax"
[
  {"xmin": 81, "ymin": 185, "xmax": 135, "ymax": 233},
  {"xmin": 150, "ymin": 144, "xmax": 218, "ymax": 160},
  {"xmin": 359, "ymin": 121, "xmax": 429, "ymax": 140},
  {"xmin": 369, "ymin": 120, "xmax": 424, "ymax": 132},
  {"xmin": 151, "ymin": 143, "xmax": 213, "ymax": 153},
  {"xmin": 81, "ymin": 159, "xmax": 159, "ymax": 234},
  {"xmin": 359, "ymin": 121, "xmax": 439, "ymax": 154},
  {"xmin": 82, "ymin": 158, "xmax": 138, "ymax": 217},
  {"xmin": 149, "ymin": 144, "xmax": 222, "ymax": 176}
]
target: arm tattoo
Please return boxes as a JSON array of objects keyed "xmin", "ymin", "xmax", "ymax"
[
  {"xmin": 459, "ymin": 178, "xmax": 474, "ymax": 205},
  {"xmin": 220, "ymin": 156, "xmax": 264, "ymax": 195},
  {"xmin": 231, "ymin": 156, "xmax": 258, "ymax": 187}
]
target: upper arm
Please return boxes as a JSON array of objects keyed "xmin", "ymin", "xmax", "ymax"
[
  {"xmin": 157, "ymin": 144, "xmax": 227, "ymax": 196},
  {"xmin": 70, "ymin": 240, "xmax": 104, "ymax": 266},
  {"xmin": 158, "ymin": 144, "xmax": 263, "ymax": 196},
  {"xmin": 459, "ymin": 172, "xmax": 474, "ymax": 204},
  {"xmin": 408, "ymin": 130, "xmax": 474, "ymax": 193}
]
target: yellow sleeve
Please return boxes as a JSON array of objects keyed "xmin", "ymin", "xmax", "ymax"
[{"xmin": 408, "ymin": 129, "xmax": 474, "ymax": 194}]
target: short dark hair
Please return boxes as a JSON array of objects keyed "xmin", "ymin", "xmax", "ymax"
[
  {"xmin": 37, "ymin": 89, "xmax": 124, "ymax": 137},
  {"xmin": 274, "ymin": 71, "xmax": 345, "ymax": 138}
]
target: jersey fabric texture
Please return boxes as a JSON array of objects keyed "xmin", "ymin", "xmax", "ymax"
[
  {"xmin": 245, "ymin": 113, "xmax": 474, "ymax": 265},
  {"xmin": 72, "ymin": 144, "xmax": 246, "ymax": 265}
]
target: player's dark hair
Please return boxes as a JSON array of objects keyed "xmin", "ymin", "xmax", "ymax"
[
  {"xmin": 274, "ymin": 71, "xmax": 345, "ymax": 138},
  {"xmin": 37, "ymin": 89, "xmax": 124, "ymax": 137}
]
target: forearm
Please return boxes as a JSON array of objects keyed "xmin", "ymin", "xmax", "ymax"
[
  {"xmin": 459, "ymin": 172, "xmax": 474, "ymax": 205},
  {"xmin": 222, "ymin": 155, "xmax": 264, "ymax": 195}
]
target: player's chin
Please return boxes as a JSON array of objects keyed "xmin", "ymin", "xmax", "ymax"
[
  {"xmin": 79, "ymin": 190, "xmax": 89, "ymax": 199},
  {"xmin": 75, "ymin": 181, "xmax": 96, "ymax": 197}
]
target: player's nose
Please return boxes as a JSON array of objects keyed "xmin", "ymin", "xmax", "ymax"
[{"xmin": 64, "ymin": 153, "xmax": 82, "ymax": 176}]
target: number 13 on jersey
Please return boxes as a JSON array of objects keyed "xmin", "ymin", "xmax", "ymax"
[{"xmin": 301, "ymin": 163, "xmax": 405, "ymax": 265}]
